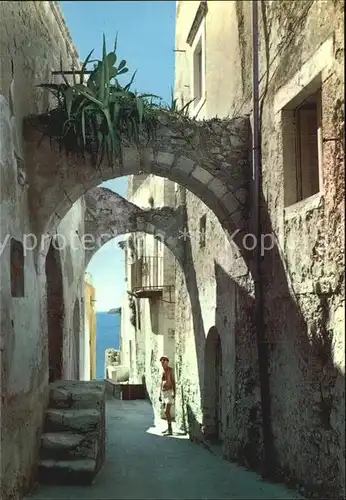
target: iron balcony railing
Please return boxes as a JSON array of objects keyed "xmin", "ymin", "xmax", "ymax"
[{"xmin": 130, "ymin": 256, "xmax": 163, "ymax": 294}]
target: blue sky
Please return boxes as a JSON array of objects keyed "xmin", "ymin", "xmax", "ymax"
[{"xmin": 60, "ymin": 1, "xmax": 175, "ymax": 311}]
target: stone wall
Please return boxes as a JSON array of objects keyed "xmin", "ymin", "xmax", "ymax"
[
  {"xmin": 174, "ymin": 1, "xmax": 344, "ymax": 497},
  {"xmin": 0, "ymin": 2, "xmax": 84, "ymax": 498}
]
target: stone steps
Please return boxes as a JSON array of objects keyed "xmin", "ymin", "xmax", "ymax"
[
  {"xmin": 41, "ymin": 432, "xmax": 98, "ymax": 460},
  {"xmin": 37, "ymin": 381, "xmax": 106, "ymax": 486},
  {"xmin": 49, "ymin": 380, "xmax": 105, "ymax": 410},
  {"xmin": 38, "ymin": 458, "xmax": 96, "ymax": 485},
  {"xmin": 45, "ymin": 408, "xmax": 101, "ymax": 433}
]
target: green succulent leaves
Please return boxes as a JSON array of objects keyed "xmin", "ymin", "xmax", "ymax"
[
  {"xmin": 37, "ymin": 34, "xmax": 193, "ymax": 169},
  {"xmin": 37, "ymin": 34, "xmax": 160, "ymax": 168}
]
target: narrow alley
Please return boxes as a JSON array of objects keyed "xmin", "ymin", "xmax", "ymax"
[
  {"xmin": 1, "ymin": 2, "xmax": 344, "ymax": 499},
  {"xmin": 27, "ymin": 398, "xmax": 301, "ymax": 500}
]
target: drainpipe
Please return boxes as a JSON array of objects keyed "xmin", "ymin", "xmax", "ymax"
[{"xmin": 251, "ymin": 0, "xmax": 275, "ymax": 477}]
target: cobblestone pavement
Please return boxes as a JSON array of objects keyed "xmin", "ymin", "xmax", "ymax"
[{"xmin": 27, "ymin": 398, "xmax": 302, "ymax": 499}]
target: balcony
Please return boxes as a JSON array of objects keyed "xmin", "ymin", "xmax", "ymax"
[{"xmin": 130, "ymin": 256, "xmax": 164, "ymax": 298}]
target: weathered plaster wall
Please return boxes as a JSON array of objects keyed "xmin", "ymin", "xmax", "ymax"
[
  {"xmin": 0, "ymin": 2, "xmax": 82, "ymax": 498},
  {"xmin": 173, "ymin": 196, "xmax": 257, "ymax": 459},
  {"xmin": 174, "ymin": 0, "xmax": 344, "ymax": 497},
  {"xmin": 0, "ymin": 97, "xmax": 48, "ymax": 500}
]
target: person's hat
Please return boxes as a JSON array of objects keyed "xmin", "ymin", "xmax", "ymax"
[{"xmin": 160, "ymin": 355, "xmax": 169, "ymax": 362}]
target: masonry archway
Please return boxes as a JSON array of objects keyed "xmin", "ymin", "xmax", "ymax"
[
  {"xmin": 203, "ymin": 326, "xmax": 223, "ymax": 443},
  {"xmin": 45, "ymin": 242, "xmax": 64, "ymax": 382},
  {"xmin": 77, "ymin": 188, "xmax": 223, "ymax": 412},
  {"xmin": 72, "ymin": 299, "xmax": 80, "ymax": 380},
  {"xmin": 83, "ymin": 186, "xmax": 185, "ymax": 269},
  {"xmin": 24, "ymin": 114, "xmax": 251, "ymax": 258}
]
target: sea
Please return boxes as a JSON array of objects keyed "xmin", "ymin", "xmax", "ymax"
[{"xmin": 96, "ymin": 311, "xmax": 120, "ymax": 379}]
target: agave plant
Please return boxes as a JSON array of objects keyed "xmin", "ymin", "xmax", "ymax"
[
  {"xmin": 168, "ymin": 87, "xmax": 196, "ymax": 116},
  {"xmin": 37, "ymin": 34, "xmax": 162, "ymax": 167},
  {"xmin": 36, "ymin": 35, "xmax": 195, "ymax": 168}
]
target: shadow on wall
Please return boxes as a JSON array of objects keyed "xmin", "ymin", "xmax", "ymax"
[
  {"xmin": 149, "ymin": 297, "xmax": 160, "ymax": 335},
  {"xmin": 214, "ymin": 262, "xmax": 261, "ymax": 470},
  {"xmin": 253, "ymin": 191, "xmax": 345, "ymax": 497},
  {"xmin": 141, "ymin": 375, "xmax": 149, "ymax": 399},
  {"xmin": 176, "ymin": 193, "xmax": 344, "ymax": 497}
]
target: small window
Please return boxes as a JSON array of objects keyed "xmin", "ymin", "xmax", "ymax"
[
  {"xmin": 187, "ymin": 1, "xmax": 207, "ymax": 112},
  {"xmin": 193, "ymin": 39, "xmax": 203, "ymax": 102},
  {"xmin": 11, "ymin": 239, "xmax": 24, "ymax": 297},
  {"xmin": 199, "ymin": 215, "xmax": 206, "ymax": 248},
  {"xmin": 283, "ymin": 89, "xmax": 323, "ymax": 206}
]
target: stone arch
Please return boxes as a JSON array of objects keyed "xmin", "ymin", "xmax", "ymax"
[
  {"xmin": 24, "ymin": 114, "xmax": 251, "ymax": 256},
  {"xmin": 83, "ymin": 187, "xmax": 185, "ymax": 268},
  {"xmin": 203, "ymin": 326, "xmax": 223, "ymax": 443},
  {"xmin": 45, "ymin": 242, "xmax": 64, "ymax": 382},
  {"xmin": 71, "ymin": 299, "xmax": 80, "ymax": 380}
]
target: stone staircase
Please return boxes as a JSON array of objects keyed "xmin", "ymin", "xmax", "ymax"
[{"xmin": 38, "ymin": 380, "xmax": 106, "ymax": 485}]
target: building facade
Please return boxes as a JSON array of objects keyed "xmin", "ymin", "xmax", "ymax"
[{"xmin": 121, "ymin": 1, "xmax": 345, "ymax": 497}]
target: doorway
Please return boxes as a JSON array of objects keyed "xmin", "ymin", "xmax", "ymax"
[
  {"xmin": 72, "ymin": 299, "xmax": 80, "ymax": 380},
  {"xmin": 203, "ymin": 326, "xmax": 223, "ymax": 443},
  {"xmin": 45, "ymin": 243, "xmax": 65, "ymax": 382}
]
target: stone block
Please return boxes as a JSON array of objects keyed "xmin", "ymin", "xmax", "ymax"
[
  {"xmin": 49, "ymin": 388, "xmax": 71, "ymax": 409},
  {"xmin": 41, "ymin": 432, "xmax": 98, "ymax": 461},
  {"xmin": 70, "ymin": 389, "xmax": 104, "ymax": 410},
  {"xmin": 49, "ymin": 381, "xmax": 105, "ymax": 410},
  {"xmin": 220, "ymin": 190, "xmax": 241, "ymax": 214},
  {"xmin": 45, "ymin": 409, "xmax": 101, "ymax": 433},
  {"xmin": 156, "ymin": 151, "xmax": 174, "ymax": 167},
  {"xmin": 174, "ymin": 156, "xmax": 195, "ymax": 175},
  {"xmin": 38, "ymin": 459, "xmax": 96, "ymax": 485},
  {"xmin": 208, "ymin": 177, "xmax": 228, "ymax": 199},
  {"xmin": 191, "ymin": 166, "xmax": 214, "ymax": 185}
]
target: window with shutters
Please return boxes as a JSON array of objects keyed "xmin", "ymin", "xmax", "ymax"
[
  {"xmin": 283, "ymin": 89, "xmax": 323, "ymax": 207},
  {"xmin": 187, "ymin": 2, "xmax": 207, "ymax": 116},
  {"xmin": 193, "ymin": 39, "xmax": 203, "ymax": 103}
]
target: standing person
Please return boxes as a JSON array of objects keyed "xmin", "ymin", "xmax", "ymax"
[{"xmin": 159, "ymin": 355, "xmax": 176, "ymax": 435}]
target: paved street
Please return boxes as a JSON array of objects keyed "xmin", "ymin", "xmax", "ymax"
[{"xmin": 27, "ymin": 398, "xmax": 302, "ymax": 499}]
